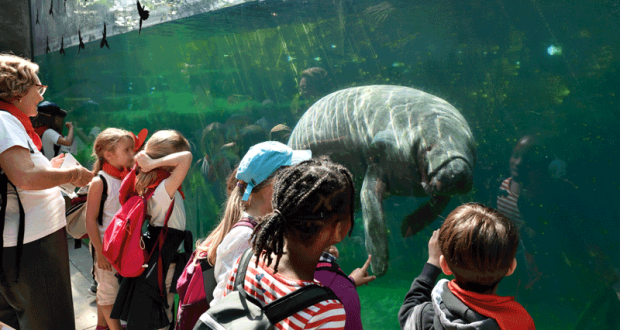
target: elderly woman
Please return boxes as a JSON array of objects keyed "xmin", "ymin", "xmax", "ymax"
[{"xmin": 0, "ymin": 54, "xmax": 93, "ymax": 329}]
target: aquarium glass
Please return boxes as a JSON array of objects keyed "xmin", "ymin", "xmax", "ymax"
[{"xmin": 34, "ymin": 0, "xmax": 620, "ymax": 328}]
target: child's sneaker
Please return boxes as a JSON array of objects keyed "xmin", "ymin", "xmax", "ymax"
[{"xmin": 88, "ymin": 280, "xmax": 98, "ymax": 296}]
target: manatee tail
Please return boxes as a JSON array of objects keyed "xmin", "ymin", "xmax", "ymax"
[{"xmin": 401, "ymin": 196, "xmax": 451, "ymax": 237}]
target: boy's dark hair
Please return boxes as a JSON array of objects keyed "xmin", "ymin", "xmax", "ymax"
[
  {"xmin": 438, "ymin": 203, "xmax": 519, "ymax": 293},
  {"xmin": 37, "ymin": 101, "xmax": 67, "ymax": 118},
  {"xmin": 251, "ymin": 156, "xmax": 355, "ymax": 273}
]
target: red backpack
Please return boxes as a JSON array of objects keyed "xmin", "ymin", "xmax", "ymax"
[
  {"xmin": 175, "ymin": 217, "xmax": 257, "ymax": 330},
  {"xmin": 102, "ymin": 169, "xmax": 174, "ymax": 278}
]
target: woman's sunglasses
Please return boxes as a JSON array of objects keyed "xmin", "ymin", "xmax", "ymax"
[{"xmin": 35, "ymin": 84, "xmax": 48, "ymax": 96}]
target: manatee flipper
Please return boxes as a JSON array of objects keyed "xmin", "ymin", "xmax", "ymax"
[
  {"xmin": 361, "ymin": 163, "xmax": 389, "ymax": 277},
  {"xmin": 400, "ymin": 195, "xmax": 451, "ymax": 238},
  {"xmin": 361, "ymin": 130, "xmax": 398, "ymax": 277}
]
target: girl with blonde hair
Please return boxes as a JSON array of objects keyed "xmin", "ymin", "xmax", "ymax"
[
  {"xmin": 86, "ymin": 128, "xmax": 138, "ymax": 330},
  {"xmin": 110, "ymin": 130, "xmax": 193, "ymax": 330}
]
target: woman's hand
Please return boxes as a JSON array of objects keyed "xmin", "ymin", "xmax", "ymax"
[
  {"xmin": 349, "ymin": 255, "xmax": 377, "ymax": 287},
  {"xmin": 97, "ymin": 252, "xmax": 112, "ymax": 271},
  {"xmin": 71, "ymin": 166, "xmax": 93, "ymax": 187},
  {"xmin": 427, "ymin": 230, "xmax": 441, "ymax": 267},
  {"xmin": 135, "ymin": 150, "xmax": 155, "ymax": 172},
  {"xmin": 50, "ymin": 153, "xmax": 65, "ymax": 168}
]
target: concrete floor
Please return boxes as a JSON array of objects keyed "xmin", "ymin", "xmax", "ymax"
[{"xmin": 68, "ymin": 238, "xmax": 98, "ymax": 330}]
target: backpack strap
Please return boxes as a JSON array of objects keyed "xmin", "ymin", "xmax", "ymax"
[
  {"xmin": 264, "ymin": 284, "xmax": 340, "ymax": 324},
  {"xmin": 0, "ymin": 109, "xmax": 31, "ymax": 284},
  {"xmin": 315, "ymin": 260, "xmax": 355, "ymax": 286},
  {"xmin": 97, "ymin": 174, "xmax": 108, "ymax": 226},
  {"xmin": 232, "ymin": 248, "xmax": 340, "ymax": 325},
  {"xmin": 0, "ymin": 172, "xmax": 26, "ymax": 285},
  {"xmin": 232, "ymin": 216, "xmax": 258, "ymax": 230},
  {"xmin": 199, "ymin": 258, "xmax": 217, "ymax": 304},
  {"xmin": 233, "ymin": 248, "xmax": 255, "ymax": 291}
]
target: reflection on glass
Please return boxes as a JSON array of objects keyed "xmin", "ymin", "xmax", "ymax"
[{"xmin": 35, "ymin": 0, "xmax": 620, "ymax": 328}]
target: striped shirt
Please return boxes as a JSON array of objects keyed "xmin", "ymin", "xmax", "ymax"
[
  {"xmin": 223, "ymin": 253, "xmax": 347, "ymax": 330},
  {"xmin": 496, "ymin": 177, "xmax": 523, "ymax": 227}
]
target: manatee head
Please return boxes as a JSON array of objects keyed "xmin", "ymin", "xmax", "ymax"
[{"xmin": 416, "ymin": 126, "xmax": 476, "ymax": 197}]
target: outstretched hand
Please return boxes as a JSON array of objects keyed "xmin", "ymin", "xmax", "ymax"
[{"xmin": 349, "ymin": 255, "xmax": 377, "ymax": 287}]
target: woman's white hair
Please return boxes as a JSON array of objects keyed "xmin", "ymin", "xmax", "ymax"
[{"xmin": 0, "ymin": 54, "xmax": 39, "ymax": 102}]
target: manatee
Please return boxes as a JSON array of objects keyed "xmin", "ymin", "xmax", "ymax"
[{"xmin": 288, "ymin": 85, "xmax": 476, "ymax": 277}]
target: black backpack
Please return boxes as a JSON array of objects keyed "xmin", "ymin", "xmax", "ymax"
[{"xmin": 193, "ymin": 248, "xmax": 340, "ymax": 330}]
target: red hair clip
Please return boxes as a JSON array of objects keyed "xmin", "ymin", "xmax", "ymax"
[{"xmin": 131, "ymin": 128, "xmax": 148, "ymax": 152}]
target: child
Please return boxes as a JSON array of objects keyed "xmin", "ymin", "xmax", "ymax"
[
  {"xmin": 207, "ymin": 141, "xmax": 312, "ymax": 306},
  {"xmin": 110, "ymin": 130, "xmax": 193, "ymax": 330},
  {"xmin": 221, "ymin": 157, "xmax": 355, "ymax": 329},
  {"xmin": 398, "ymin": 203, "xmax": 535, "ymax": 330},
  {"xmin": 32, "ymin": 101, "xmax": 75, "ymax": 160},
  {"xmin": 85, "ymin": 128, "xmax": 137, "ymax": 330},
  {"xmin": 175, "ymin": 141, "xmax": 311, "ymax": 330}
]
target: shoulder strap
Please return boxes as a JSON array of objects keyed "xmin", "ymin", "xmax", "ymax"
[
  {"xmin": 0, "ymin": 174, "xmax": 26, "ymax": 284},
  {"xmin": 315, "ymin": 261, "xmax": 355, "ymax": 286},
  {"xmin": 231, "ymin": 248, "xmax": 340, "ymax": 325},
  {"xmin": 232, "ymin": 217, "xmax": 258, "ymax": 230},
  {"xmin": 97, "ymin": 174, "xmax": 108, "ymax": 226},
  {"xmin": 233, "ymin": 248, "xmax": 255, "ymax": 291},
  {"xmin": 264, "ymin": 284, "xmax": 340, "ymax": 324},
  {"xmin": 199, "ymin": 258, "xmax": 217, "ymax": 304}
]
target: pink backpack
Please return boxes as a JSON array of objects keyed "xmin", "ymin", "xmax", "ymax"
[
  {"xmin": 103, "ymin": 169, "xmax": 174, "ymax": 278},
  {"xmin": 175, "ymin": 217, "xmax": 257, "ymax": 330}
]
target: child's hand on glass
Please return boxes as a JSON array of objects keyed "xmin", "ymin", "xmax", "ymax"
[
  {"xmin": 349, "ymin": 255, "xmax": 376, "ymax": 287},
  {"xmin": 427, "ymin": 230, "xmax": 441, "ymax": 267},
  {"xmin": 135, "ymin": 150, "xmax": 155, "ymax": 172}
]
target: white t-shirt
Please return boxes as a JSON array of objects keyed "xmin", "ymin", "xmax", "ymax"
[
  {"xmin": 0, "ymin": 112, "xmax": 66, "ymax": 247},
  {"xmin": 147, "ymin": 179, "xmax": 186, "ymax": 231},
  {"xmin": 211, "ymin": 212, "xmax": 254, "ymax": 306},
  {"xmin": 97, "ymin": 171, "xmax": 122, "ymax": 242},
  {"xmin": 41, "ymin": 128, "xmax": 62, "ymax": 160}
]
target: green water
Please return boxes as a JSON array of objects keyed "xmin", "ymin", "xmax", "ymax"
[{"xmin": 36, "ymin": 0, "xmax": 620, "ymax": 328}]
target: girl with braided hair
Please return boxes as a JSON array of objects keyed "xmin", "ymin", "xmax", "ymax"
[
  {"xmin": 221, "ymin": 156, "xmax": 357, "ymax": 330},
  {"xmin": 175, "ymin": 141, "xmax": 312, "ymax": 329}
]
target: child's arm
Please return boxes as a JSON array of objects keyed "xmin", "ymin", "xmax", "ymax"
[
  {"xmin": 398, "ymin": 230, "xmax": 442, "ymax": 329},
  {"xmin": 56, "ymin": 122, "xmax": 75, "ymax": 146},
  {"xmin": 135, "ymin": 150, "xmax": 193, "ymax": 198},
  {"xmin": 85, "ymin": 177, "xmax": 112, "ymax": 271}
]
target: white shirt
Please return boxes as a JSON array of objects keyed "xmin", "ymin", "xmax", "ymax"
[
  {"xmin": 41, "ymin": 128, "xmax": 62, "ymax": 160},
  {"xmin": 147, "ymin": 179, "xmax": 186, "ymax": 230},
  {"xmin": 97, "ymin": 171, "xmax": 122, "ymax": 241},
  {"xmin": 211, "ymin": 212, "xmax": 254, "ymax": 306},
  {"xmin": 0, "ymin": 112, "xmax": 66, "ymax": 246}
]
